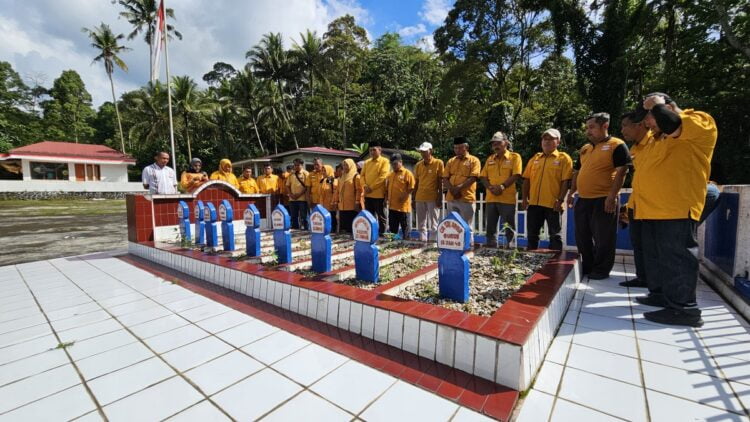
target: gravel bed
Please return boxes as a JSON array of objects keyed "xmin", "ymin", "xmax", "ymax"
[
  {"xmin": 395, "ymin": 248, "xmax": 551, "ymax": 316},
  {"xmin": 337, "ymin": 249, "xmax": 440, "ymax": 289}
]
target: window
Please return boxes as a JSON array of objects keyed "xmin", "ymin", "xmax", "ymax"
[
  {"xmin": 30, "ymin": 162, "xmax": 69, "ymax": 180},
  {"xmin": 86, "ymin": 164, "xmax": 101, "ymax": 181}
]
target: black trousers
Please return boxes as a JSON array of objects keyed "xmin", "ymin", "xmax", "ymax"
[
  {"xmin": 339, "ymin": 210, "xmax": 357, "ymax": 233},
  {"xmin": 364, "ymin": 197, "xmax": 386, "ymax": 235},
  {"xmin": 628, "ymin": 209, "xmax": 647, "ymax": 283},
  {"xmin": 289, "ymin": 201, "xmax": 308, "ymax": 230},
  {"xmin": 641, "ymin": 219, "xmax": 700, "ymax": 315},
  {"xmin": 388, "ymin": 210, "xmax": 409, "ymax": 237},
  {"xmin": 526, "ymin": 205, "xmax": 563, "ymax": 250},
  {"xmin": 574, "ymin": 197, "xmax": 618, "ymax": 276}
]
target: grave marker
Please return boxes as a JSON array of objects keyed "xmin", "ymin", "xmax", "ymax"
[
  {"xmin": 272, "ymin": 204, "xmax": 292, "ymax": 264},
  {"xmin": 437, "ymin": 211, "xmax": 471, "ymax": 302},
  {"xmin": 204, "ymin": 202, "xmax": 219, "ymax": 249},
  {"xmin": 244, "ymin": 204, "xmax": 261, "ymax": 257},
  {"xmin": 353, "ymin": 210, "xmax": 379, "ymax": 282},
  {"xmin": 194, "ymin": 200, "xmax": 205, "ymax": 245},
  {"xmin": 309, "ymin": 205, "xmax": 332, "ymax": 273},
  {"xmin": 177, "ymin": 201, "xmax": 191, "ymax": 243},
  {"xmin": 219, "ymin": 199, "xmax": 235, "ymax": 251}
]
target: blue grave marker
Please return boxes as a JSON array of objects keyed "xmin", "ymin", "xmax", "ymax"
[
  {"xmin": 204, "ymin": 202, "xmax": 219, "ymax": 249},
  {"xmin": 309, "ymin": 205, "xmax": 332, "ymax": 273},
  {"xmin": 219, "ymin": 200, "xmax": 235, "ymax": 251},
  {"xmin": 353, "ymin": 210, "xmax": 379, "ymax": 283},
  {"xmin": 244, "ymin": 204, "xmax": 262, "ymax": 257},
  {"xmin": 177, "ymin": 201, "xmax": 191, "ymax": 243},
  {"xmin": 194, "ymin": 200, "xmax": 205, "ymax": 245},
  {"xmin": 271, "ymin": 204, "xmax": 292, "ymax": 264},
  {"xmin": 437, "ymin": 212, "xmax": 471, "ymax": 302}
]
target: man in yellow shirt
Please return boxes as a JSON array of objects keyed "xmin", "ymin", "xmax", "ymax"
[
  {"xmin": 285, "ymin": 158, "xmax": 309, "ymax": 230},
  {"xmin": 238, "ymin": 167, "xmax": 259, "ymax": 194},
  {"xmin": 443, "ymin": 137, "xmax": 481, "ymax": 239},
  {"xmin": 631, "ymin": 93, "xmax": 717, "ymax": 328},
  {"xmin": 306, "ymin": 157, "xmax": 335, "ymax": 208},
  {"xmin": 256, "ymin": 163, "xmax": 280, "ymax": 194},
  {"xmin": 414, "ymin": 141, "xmax": 444, "ymax": 241},
  {"xmin": 521, "ymin": 129, "xmax": 573, "ymax": 250},
  {"xmin": 385, "ymin": 154, "xmax": 416, "ymax": 238},
  {"xmin": 480, "ymin": 131, "xmax": 522, "ymax": 247},
  {"xmin": 362, "ymin": 141, "xmax": 391, "ymax": 235},
  {"xmin": 566, "ymin": 113, "xmax": 630, "ymax": 279}
]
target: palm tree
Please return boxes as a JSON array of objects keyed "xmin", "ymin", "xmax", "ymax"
[
  {"xmin": 126, "ymin": 81, "xmax": 170, "ymax": 150},
  {"xmin": 247, "ymin": 33, "xmax": 299, "ymax": 149},
  {"xmin": 171, "ymin": 76, "xmax": 212, "ymax": 161},
  {"xmin": 292, "ymin": 30, "xmax": 327, "ymax": 96},
  {"xmin": 82, "ymin": 23, "xmax": 130, "ymax": 152},
  {"xmin": 232, "ymin": 69, "xmax": 268, "ymax": 154},
  {"xmin": 117, "ymin": 0, "xmax": 182, "ymax": 79}
]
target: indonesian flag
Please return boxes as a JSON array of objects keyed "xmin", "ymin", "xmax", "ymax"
[{"xmin": 150, "ymin": 0, "xmax": 165, "ymax": 82}]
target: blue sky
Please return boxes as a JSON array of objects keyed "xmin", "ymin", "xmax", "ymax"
[{"xmin": 0, "ymin": 0, "xmax": 453, "ymax": 107}]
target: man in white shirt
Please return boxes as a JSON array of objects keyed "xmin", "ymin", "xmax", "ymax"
[{"xmin": 141, "ymin": 151, "xmax": 177, "ymax": 194}]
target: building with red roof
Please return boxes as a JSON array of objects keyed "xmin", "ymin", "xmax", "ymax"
[{"xmin": 233, "ymin": 147, "xmax": 360, "ymax": 174}]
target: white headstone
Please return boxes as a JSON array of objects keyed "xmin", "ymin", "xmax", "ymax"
[
  {"xmin": 272, "ymin": 210, "xmax": 285, "ymax": 230},
  {"xmin": 353, "ymin": 216, "xmax": 372, "ymax": 242},
  {"xmin": 194, "ymin": 205, "xmax": 201, "ymax": 220},
  {"xmin": 437, "ymin": 219, "xmax": 466, "ymax": 251},
  {"xmin": 310, "ymin": 212, "xmax": 325, "ymax": 234},
  {"xmin": 177, "ymin": 205, "xmax": 184, "ymax": 219},
  {"xmin": 244, "ymin": 208, "xmax": 255, "ymax": 227},
  {"xmin": 204, "ymin": 207, "xmax": 211, "ymax": 222},
  {"xmin": 219, "ymin": 204, "xmax": 227, "ymax": 222}
]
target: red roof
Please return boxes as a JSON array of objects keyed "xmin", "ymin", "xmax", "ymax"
[
  {"xmin": 260, "ymin": 147, "xmax": 359, "ymax": 160},
  {"xmin": 8, "ymin": 141, "xmax": 136, "ymax": 163}
]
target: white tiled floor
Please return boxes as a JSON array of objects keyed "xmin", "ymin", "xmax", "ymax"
[
  {"xmin": 516, "ymin": 256, "xmax": 750, "ymax": 421},
  {"xmin": 0, "ymin": 253, "xmax": 484, "ymax": 420}
]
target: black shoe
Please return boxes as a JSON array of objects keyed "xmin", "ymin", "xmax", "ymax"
[
  {"xmin": 588, "ymin": 273, "xmax": 609, "ymax": 280},
  {"xmin": 620, "ymin": 278, "xmax": 648, "ymax": 288},
  {"xmin": 644, "ymin": 308, "xmax": 704, "ymax": 328},
  {"xmin": 635, "ymin": 295, "xmax": 668, "ymax": 307}
]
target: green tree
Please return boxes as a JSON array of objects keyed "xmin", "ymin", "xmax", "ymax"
[
  {"xmin": 292, "ymin": 30, "xmax": 327, "ymax": 96},
  {"xmin": 42, "ymin": 70, "xmax": 96, "ymax": 143},
  {"xmin": 82, "ymin": 23, "xmax": 131, "ymax": 152},
  {"xmin": 171, "ymin": 75, "xmax": 212, "ymax": 161}
]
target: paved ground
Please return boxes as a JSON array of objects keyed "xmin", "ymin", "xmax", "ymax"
[
  {"xmin": 0, "ymin": 253, "xmax": 490, "ymax": 421},
  {"xmin": 515, "ymin": 258, "xmax": 750, "ymax": 421}
]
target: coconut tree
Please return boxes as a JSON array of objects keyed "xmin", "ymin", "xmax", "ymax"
[
  {"xmin": 82, "ymin": 23, "xmax": 130, "ymax": 152},
  {"xmin": 232, "ymin": 69, "xmax": 268, "ymax": 154},
  {"xmin": 171, "ymin": 75, "xmax": 212, "ymax": 161},
  {"xmin": 292, "ymin": 30, "xmax": 327, "ymax": 96},
  {"xmin": 117, "ymin": 0, "xmax": 182, "ymax": 79}
]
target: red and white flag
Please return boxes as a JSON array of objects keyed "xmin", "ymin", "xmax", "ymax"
[{"xmin": 150, "ymin": 0, "xmax": 165, "ymax": 82}]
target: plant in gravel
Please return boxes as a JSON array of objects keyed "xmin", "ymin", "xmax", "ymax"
[{"xmin": 266, "ymin": 251, "xmax": 279, "ymax": 267}]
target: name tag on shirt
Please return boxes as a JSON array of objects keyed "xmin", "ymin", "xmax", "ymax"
[{"xmin": 601, "ymin": 145, "xmax": 611, "ymax": 151}]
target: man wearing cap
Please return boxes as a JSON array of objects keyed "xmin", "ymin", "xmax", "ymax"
[
  {"xmin": 521, "ymin": 129, "xmax": 573, "ymax": 250},
  {"xmin": 566, "ymin": 113, "xmax": 631, "ymax": 279},
  {"xmin": 385, "ymin": 154, "xmax": 416, "ymax": 237},
  {"xmin": 480, "ymin": 131, "xmax": 523, "ymax": 247},
  {"xmin": 443, "ymin": 137, "xmax": 482, "ymax": 237},
  {"xmin": 306, "ymin": 157, "xmax": 335, "ymax": 209},
  {"xmin": 630, "ymin": 93, "xmax": 717, "ymax": 327},
  {"xmin": 362, "ymin": 142, "xmax": 391, "ymax": 235},
  {"xmin": 414, "ymin": 141, "xmax": 444, "ymax": 241},
  {"xmin": 256, "ymin": 163, "xmax": 280, "ymax": 195}
]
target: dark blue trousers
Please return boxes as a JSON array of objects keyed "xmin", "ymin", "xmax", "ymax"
[{"xmin": 289, "ymin": 201, "xmax": 308, "ymax": 230}]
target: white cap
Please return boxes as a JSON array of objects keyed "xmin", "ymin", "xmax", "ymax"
[
  {"xmin": 490, "ymin": 131, "xmax": 507, "ymax": 143},
  {"xmin": 542, "ymin": 128, "xmax": 561, "ymax": 139},
  {"xmin": 416, "ymin": 142, "xmax": 433, "ymax": 151}
]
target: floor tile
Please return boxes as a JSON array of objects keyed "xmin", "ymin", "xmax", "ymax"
[
  {"xmin": 576, "ymin": 311, "xmax": 635, "ymax": 337},
  {"xmin": 0, "ymin": 334, "xmax": 59, "ymax": 366},
  {"xmin": 177, "ymin": 302, "xmax": 232, "ymax": 323},
  {"xmin": 310, "ymin": 360, "xmax": 397, "ymax": 414},
  {"xmin": 87, "ymin": 357, "xmax": 175, "ymax": 405},
  {"xmin": 102, "ymin": 376, "xmax": 202, "ymax": 422},
  {"xmin": 532, "ymin": 361, "xmax": 564, "ymax": 395},
  {"xmin": 263, "ymin": 391, "xmax": 352, "ymax": 421},
  {"xmin": 0, "ymin": 384, "xmax": 96, "ymax": 421},
  {"xmin": 544, "ymin": 338, "xmax": 570, "ymax": 365},
  {"xmin": 162, "ymin": 336, "xmax": 234, "ymax": 372},
  {"xmin": 515, "ymin": 389, "xmax": 555, "ymax": 422},
  {"xmin": 360, "ymin": 381, "xmax": 458, "ymax": 421},
  {"xmin": 67, "ymin": 330, "xmax": 138, "ymax": 361},
  {"xmin": 451, "ymin": 406, "xmax": 496, "ymax": 421},
  {"xmin": 0, "ymin": 348, "xmax": 69, "ymax": 387},
  {"xmin": 0, "ymin": 314, "xmax": 47, "ymax": 335},
  {"xmin": 0, "ymin": 323, "xmax": 53, "ymax": 349},
  {"xmin": 0, "ymin": 306, "xmax": 42, "ymax": 324},
  {"xmin": 128, "ymin": 314, "xmax": 189, "ymax": 339},
  {"xmin": 163, "ymin": 296, "xmax": 211, "ymax": 313},
  {"xmin": 195, "ymin": 310, "xmax": 253, "ymax": 333},
  {"xmin": 184, "ymin": 350, "xmax": 263, "ymax": 395},
  {"xmin": 646, "ymin": 389, "xmax": 747, "ymax": 421},
  {"xmin": 57, "ymin": 318, "xmax": 123, "ymax": 343},
  {"xmin": 166, "ymin": 400, "xmax": 231, "ymax": 421},
  {"xmin": 106, "ymin": 298, "xmax": 160, "ymax": 317},
  {"xmin": 558, "ymin": 367, "xmax": 647, "ymax": 421},
  {"xmin": 76, "ymin": 342, "xmax": 154, "ymax": 380},
  {"xmin": 50, "ymin": 310, "xmax": 110, "ymax": 333},
  {"xmin": 211, "ymin": 368, "xmax": 302, "ymax": 421},
  {"xmin": 550, "ymin": 398, "xmax": 622, "ymax": 422},
  {"xmin": 271, "ymin": 344, "xmax": 348, "ymax": 386},
  {"xmin": 565, "ymin": 343, "xmax": 641, "ymax": 386},
  {"xmin": 240, "ymin": 331, "xmax": 309, "ymax": 365},
  {"xmin": 45, "ymin": 302, "xmax": 102, "ymax": 322},
  {"xmin": 143, "ymin": 325, "xmax": 209, "ymax": 354},
  {"xmin": 97, "ymin": 292, "xmax": 145, "ymax": 308},
  {"xmin": 115, "ymin": 306, "xmax": 172, "ymax": 327},
  {"xmin": 714, "ymin": 355, "xmax": 750, "ymax": 386},
  {"xmin": 634, "ymin": 322, "xmax": 703, "ymax": 349},
  {"xmin": 572, "ymin": 326, "xmax": 638, "ymax": 358},
  {"xmin": 215, "ymin": 319, "xmax": 278, "ymax": 348},
  {"xmin": 0, "ymin": 364, "xmax": 81, "ymax": 414}
]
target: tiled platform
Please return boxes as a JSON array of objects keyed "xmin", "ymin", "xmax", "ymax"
[
  {"xmin": 515, "ymin": 257, "xmax": 750, "ymax": 421},
  {"xmin": 0, "ymin": 253, "xmax": 497, "ymax": 421}
]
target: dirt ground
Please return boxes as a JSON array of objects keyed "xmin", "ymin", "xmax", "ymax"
[{"xmin": 0, "ymin": 199, "xmax": 127, "ymax": 266}]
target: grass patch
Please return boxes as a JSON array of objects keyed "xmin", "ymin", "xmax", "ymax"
[
  {"xmin": 0, "ymin": 199, "xmax": 125, "ymax": 217},
  {"xmin": 55, "ymin": 340, "xmax": 76, "ymax": 350}
]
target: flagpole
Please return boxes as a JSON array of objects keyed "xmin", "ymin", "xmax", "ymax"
[{"xmin": 162, "ymin": 0, "xmax": 177, "ymax": 172}]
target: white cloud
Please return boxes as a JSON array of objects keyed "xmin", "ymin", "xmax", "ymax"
[
  {"xmin": 419, "ymin": 0, "xmax": 452, "ymax": 26},
  {"xmin": 398, "ymin": 23, "xmax": 427, "ymax": 38},
  {"xmin": 0, "ymin": 0, "xmax": 372, "ymax": 107},
  {"xmin": 415, "ymin": 35, "xmax": 436, "ymax": 52}
]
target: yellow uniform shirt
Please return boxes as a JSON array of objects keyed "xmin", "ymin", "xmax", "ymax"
[
  {"xmin": 256, "ymin": 174, "xmax": 280, "ymax": 194},
  {"xmin": 339, "ymin": 174, "xmax": 364, "ymax": 211},
  {"xmin": 631, "ymin": 110, "xmax": 717, "ymax": 220},
  {"xmin": 480, "ymin": 151, "xmax": 523, "ymax": 204},
  {"xmin": 443, "ymin": 153, "xmax": 481, "ymax": 202},
  {"xmin": 576, "ymin": 137, "xmax": 629, "ymax": 198},
  {"xmin": 386, "ymin": 168, "xmax": 416, "ymax": 213},
  {"xmin": 362, "ymin": 156, "xmax": 391, "ymax": 199},
  {"xmin": 626, "ymin": 132, "xmax": 653, "ymax": 210},
  {"xmin": 238, "ymin": 177, "xmax": 259, "ymax": 194},
  {"xmin": 318, "ymin": 177, "xmax": 338, "ymax": 212},
  {"xmin": 285, "ymin": 170, "xmax": 309, "ymax": 199},
  {"xmin": 414, "ymin": 158, "xmax": 445, "ymax": 201},
  {"xmin": 523, "ymin": 150, "xmax": 574, "ymax": 209},
  {"xmin": 279, "ymin": 172, "xmax": 290, "ymax": 196},
  {"xmin": 306, "ymin": 165, "xmax": 335, "ymax": 204}
]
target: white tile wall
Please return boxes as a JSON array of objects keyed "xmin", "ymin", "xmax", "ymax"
[
  {"xmin": 298, "ymin": 289, "xmax": 309, "ymax": 316},
  {"xmin": 316, "ymin": 294, "xmax": 329, "ymax": 323},
  {"xmin": 402, "ymin": 316, "xmax": 420, "ymax": 355},
  {"xmin": 473, "ymin": 336, "xmax": 497, "ymax": 380},
  {"xmin": 436, "ymin": 325, "xmax": 455, "ymax": 367},
  {"xmin": 289, "ymin": 287, "xmax": 300, "ymax": 312},
  {"xmin": 337, "ymin": 300, "xmax": 351, "ymax": 331},
  {"xmin": 305, "ymin": 291, "xmax": 319, "ymax": 320},
  {"xmin": 374, "ymin": 309, "xmax": 390, "ymax": 344},
  {"xmin": 348, "ymin": 302, "xmax": 363, "ymax": 334},
  {"xmin": 361, "ymin": 306, "xmax": 376, "ymax": 339},
  {"xmin": 454, "ymin": 331, "xmax": 476, "ymax": 374},
  {"xmin": 497, "ymin": 342, "xmax": 522, "ymax": 390},
  {"xmin": 326, "ymin": 297, "xmax": 339, "ymax": 326},
  {"xmin": 387, "ymin": 312, "xmax": 404, "ymax": 349},
  {"xmin": 418, "ymin": 321, "xmax": 437, "ymax": 360}
]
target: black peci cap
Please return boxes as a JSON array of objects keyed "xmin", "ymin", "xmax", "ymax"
[{"xmin": 453, "ymin": 136, "xmax": 468, "ymax": 145}]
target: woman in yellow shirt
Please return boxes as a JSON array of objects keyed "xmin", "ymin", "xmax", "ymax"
[
  {"xmin": 336, "ymin": 159, "xmax": 364, "ymax": 233},
  {"xmin": 179, "ymin": 157, "xmax": 208, "ymax": 192},
  {"xmin": 209, "ymin": 158, "xmax": 239, "ymax": 188}
]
